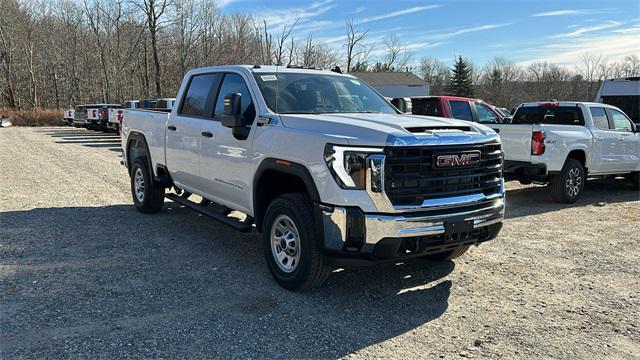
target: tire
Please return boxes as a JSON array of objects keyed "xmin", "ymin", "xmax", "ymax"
[
  {"xmin": 629, "ymin": 172, "xmax": 640, "ymax": 191},
  {"xmin": 549, "ymin": 158, "xmax": 585, "ymax": 203},
  {"xmin": 262, "ymin": 193, "xmax": 331, "ymax": 290},
  {"xmin": 424, "ymin": 245, "xmax": 470, "ymax": 261},
  {"xmin": 130, "ymin": 157, "xmax": 165, "ymax": 213}
]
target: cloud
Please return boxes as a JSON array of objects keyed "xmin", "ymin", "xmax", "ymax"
[
  {"xmin": 418, "ymin": 22, "xmax": 515, "ymax": 41},
  {"xmin": 217, "ymin": 0, "xmax": 236, "ymax": 8},
  {"xmin": 355, "ymin": 5, "xmax": 440, "ymax": 25},
  {"xmin": 550, "ymin": 20, "xmax": 622, "ymax": 38},
  {"xmin": 260, "ymin": 0, "xmax": 336, "ymax": 31},
  {"xmin": 517, "ymin": 33, "xmax": 640, "ymax": 66},
  {"xmin": 532, "ymin": 8, "xmax": 617, "ymax": 17}
]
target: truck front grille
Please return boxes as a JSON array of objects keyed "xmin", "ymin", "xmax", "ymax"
[{"xmin": 384, "ymin": 142, "xmax": 502, "ymax": 206}]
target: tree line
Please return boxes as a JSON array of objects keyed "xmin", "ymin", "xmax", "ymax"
[{"xmin": 1, "ymin": 0, "xmax": 639, "ymax": 111}]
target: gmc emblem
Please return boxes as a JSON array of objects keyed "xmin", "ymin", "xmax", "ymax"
[{"xmin": 435, "ymin": 151, "xmax": 481, "ymax": 167}]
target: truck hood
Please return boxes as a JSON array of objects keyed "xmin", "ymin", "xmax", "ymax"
[{"xmin": 279, "ymin": 113, "xmax": 499, "ymax": 147}]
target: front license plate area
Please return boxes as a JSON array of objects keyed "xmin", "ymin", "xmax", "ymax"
[{"xmin": 444, "ymin": 220, "xmax": 474, "ymax": 243}]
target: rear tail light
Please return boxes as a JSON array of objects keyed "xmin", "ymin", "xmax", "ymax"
[
  {"xmin": 92, "ymin": 109, "xmax": 97, "ymax": 118},
  {"xmin": 531, "ymin": 130, "xmax": 545, "ymax": 155},
  {"xmin": 101, "ymin": 108, "xmax": 108, "ymax": 119},
  {"xmin": 540, "ymin": 102, "xmax": 559, "ymax": 107}
]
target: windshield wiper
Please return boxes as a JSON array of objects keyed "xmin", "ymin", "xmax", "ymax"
[{"xmin": 279, "ymin": 111, "xmax": 322, "ymax": 115}]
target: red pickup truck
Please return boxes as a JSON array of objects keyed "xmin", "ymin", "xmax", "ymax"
[{"xmin": 408, "ymin": 96, "xmax": 507, "ymax": 124}]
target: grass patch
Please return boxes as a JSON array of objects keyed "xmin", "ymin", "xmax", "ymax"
[{"xmin": 1, "ymin": 108, "xmax": 63, "ymax": 127}]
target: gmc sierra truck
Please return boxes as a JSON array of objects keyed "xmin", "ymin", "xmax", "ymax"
[
  {"xmin": 491, "ymin": 101, "xmax": 640, "ymax": 203},
  {"xmin": 121, "ymin": 65, "xmax": 505, "ymax": 290}
]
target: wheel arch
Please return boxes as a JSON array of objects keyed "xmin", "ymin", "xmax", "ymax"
[
  {"xmin": 253, "ymin": 158, "xmax": 321, "ymax": 232},
  {"xmin": 126, "ymin": 131, "xmax": 154, "ymax": 176},
  {"xmin": 566, "ymin": 148, "xmax": 588, "ymax": 172}
]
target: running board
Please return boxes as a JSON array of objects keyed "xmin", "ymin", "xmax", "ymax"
[{"xmin": 164, "ymin": 193, "xmax": 252, "ymax": 232}]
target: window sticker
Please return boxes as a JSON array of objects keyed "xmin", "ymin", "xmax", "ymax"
[{"xmin": 261, "ymin": 75, "xmax": 278, "ymax": 81}]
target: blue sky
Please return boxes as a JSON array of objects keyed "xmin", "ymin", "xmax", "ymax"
[{"xmin": 219, "ymin": 0, "xmax": 640, "ymax": 67}]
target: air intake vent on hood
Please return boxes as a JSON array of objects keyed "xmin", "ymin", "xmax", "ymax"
[{"xmin": 405, "ymin": 126, "xmax": 473, "ymax": 133}]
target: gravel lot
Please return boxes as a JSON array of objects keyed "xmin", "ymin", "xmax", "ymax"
[{"xmin": 1, "ymin": 126, "xmax": 639, "ymax": 359}]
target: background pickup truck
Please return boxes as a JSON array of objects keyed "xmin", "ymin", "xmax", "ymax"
[
  {"xmin": 491, "ymin": 101, "xmax": 640, "ymax": 203},
  {"xmin": 121, "ymin": 65, "xmax": 505, "ymax": 290},
  {"xmin": 404, "ymin": 96, "xmax": 507, "ymax": 124}
]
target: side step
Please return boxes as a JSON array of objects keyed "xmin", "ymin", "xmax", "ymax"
[{"xmin": 164, "ymin": 193, "xmax": 252, "ymax": 232}]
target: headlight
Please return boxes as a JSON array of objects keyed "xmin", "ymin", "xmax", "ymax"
[{"xmin": 324, "ymin": 145, "xmax": 383, "ymax": 189}]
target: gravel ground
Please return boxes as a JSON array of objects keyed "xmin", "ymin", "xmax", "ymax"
[{"xmin": 1, "ymin": 126, "xmax": 639, "ymax": 359}]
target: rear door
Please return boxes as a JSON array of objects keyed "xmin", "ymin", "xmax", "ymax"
[
  {"xmin": 589, "ymin": 106, "xmax": 622, "ymax": 173},
  {"xmin": 166, "ymin": 72, "xmax": 222, "ymax": 190},
  {"xmin": 199, "ymin": 72, "xmax": 257, "ymax": 213}
]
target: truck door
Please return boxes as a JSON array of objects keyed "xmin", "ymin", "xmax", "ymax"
[
  {"xmin": 199, "ymin": 72, "xmax": 257, "ymax": 214},
  {"xmin": 607, "ymin": 108, "xmax": 639, "ymax": 171},
  {"xmin": 166, "ymin": 73, "xmax": 221, "ymax": 190},
  {"xmin": 589, "ymin": 106, "xmax": 631, "ymax": 174}
]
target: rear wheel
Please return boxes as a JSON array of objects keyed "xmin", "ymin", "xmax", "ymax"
[
  {"xmin": 549, "ymin": 158, "xmax": 585, "ymax": 203},
  {"xmin": 262, "ymin": 193, "xmax": 330, "ymax": 290},
  {"xmin": 130, "ymin": 157, "xmax": 165, "ymax": 213},
  {"xmin": 424, "ymin": 246, "xmax": 470, "ymax": 261}
]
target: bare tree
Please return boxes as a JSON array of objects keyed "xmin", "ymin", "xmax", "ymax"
[
  {"xmin": 344, "ymin": 19, "xmax": 368, "ymax": 73},
  {"xmin": 136, "ymin": 0, "xmax": 171, "ymax": 97},
  {"xmin": 577, "ymin": 53, "xmax": 605, "ymax": 100}
]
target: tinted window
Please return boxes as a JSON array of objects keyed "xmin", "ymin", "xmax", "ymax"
[
  {"xmin": 476, "ymin": 103, "xmax": 499, "ymax": 124},
  {"xmin": 180, "ymin": 74, "xmax": 219, "ymax": 117},
  {"xmin": 411, "ymin": 98, "xmax": 442, "ymax": 117},
  {"xmin": 610, "ymin": 109, "xmax": 633, "ymax": 132},
  {"xmin": 512, "ymin": 106, "xmax": 585, "ymax": 125},
  {"xmin": 253, "ymin": 73, "xmax": 396, "ymax": 114},
  {"xmin": 214, "ymin": 74, "xmax": 255, "ymax": 123},
  {"xmin": 589, "ymin": 107, "xmax": 610, "ymax": 129},
  {"xmin": 449, "ymin": 100, "xmax": 473, "ymax": 121}
]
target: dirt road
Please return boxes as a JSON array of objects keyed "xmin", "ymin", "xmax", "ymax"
[{"xmin": 1, "ymin": 127, "xmax": 638, "ymax": 358}]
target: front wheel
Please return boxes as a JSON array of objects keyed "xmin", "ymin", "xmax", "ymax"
[
  {"xmin": 549, "ymin": 158, "xmax": 585, "ymax": 203},
  {"xmin": 262, "ymin": 193, "xmax": 331, "ymax": 290},
  {"xmin": 130, "ymin": 157, "xmax": 165, "ymax": 213}
]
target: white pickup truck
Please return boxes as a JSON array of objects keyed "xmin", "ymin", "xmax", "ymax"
[
  {"xmin": 491, "ymin": 102, "xmax": 640, "ymax": 203},
  {"xmin": 121, "ymin": 65, "xmax": 505, "ymax": 290}
]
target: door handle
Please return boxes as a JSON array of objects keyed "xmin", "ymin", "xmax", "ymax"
[
  {"xmin": 201, "ymin": 131, "xmax": 213, "ymax": 138},
  {"xmin": 167, "ymin": 125, "xmax": 177, "ymax": 131}
]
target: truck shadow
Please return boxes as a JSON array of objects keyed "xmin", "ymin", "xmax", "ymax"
[
  {"xmin": 1, "ymin": 203, "xmax": 453, "ymax": 358},
  {"xmin": 39, "ymin": 127, "xmax": 122, "ymax": 151},
  {"xmin": 505, "ymin": 178, "xmax": 639, "ymax": 219}
]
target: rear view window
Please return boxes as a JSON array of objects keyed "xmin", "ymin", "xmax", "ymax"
[
  {"xmin": 411, "ymin": 98, "xmax": 442, "ymax": 117},
  {"xmin": 512, "ymin": 106, "xmax": 585, "ymax": 125},
  {"xmin": 449, "ymin": 100, "xmax": 473, "ymax": 121}
]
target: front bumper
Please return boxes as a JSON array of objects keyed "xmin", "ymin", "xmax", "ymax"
[{"xmin": 320, "ymin": 198, "xmax": 504, "ymax": 265}]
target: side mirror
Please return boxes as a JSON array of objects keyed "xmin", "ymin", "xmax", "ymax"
[{"xmin": 220, "ymin": 93, "xmax": 244, "ymax": 128}]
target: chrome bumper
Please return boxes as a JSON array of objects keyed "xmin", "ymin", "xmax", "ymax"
[{"xmin": 322, "ymin": 198, "xmax": 504, "ymax": 246}]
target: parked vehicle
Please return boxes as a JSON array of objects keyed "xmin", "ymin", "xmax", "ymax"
[
  {"xmin": 596, "ymin": 77, "xmax": 639, "ymax": 126},
  {"xmin": 72, "ymin": 105, "xmax": 88, "ymax": 127},
  {"xmin": 108, "ymin": 107, "xmax": 125, "ymax": 134},
  {"xmin": 121, "ymin": 65, "xmax": 505, "ymax": 290},
  {"xmin": 63, "ymin": 109, "xmax": 75, "ymax": 125},
  {"xmin": 84, "ymin": 104, "xmax": 122, "ymax": 132},
  {"xmin": 490, "ymin": 101, "xmax": 640, "ymax": 203},
  {"xmin": 407, "ymin": 96, "xmax": 507, "ymax": 124}
]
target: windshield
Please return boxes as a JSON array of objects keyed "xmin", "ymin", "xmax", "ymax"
[{"xmin": 253, "ymin": 72, "xmax": 397, "ymax": 115}]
